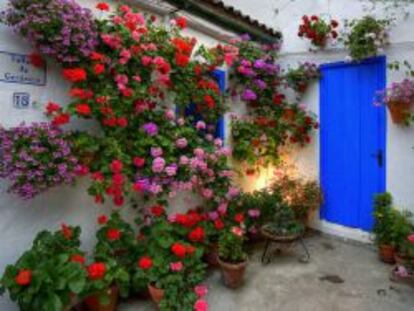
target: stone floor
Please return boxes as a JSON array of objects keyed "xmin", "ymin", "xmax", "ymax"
[{"xmin": 119, "ymin": 232, "xmax": 414, "ymax": 311}]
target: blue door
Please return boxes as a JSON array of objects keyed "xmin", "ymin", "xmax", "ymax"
[{"xmin": 320, "ymin": 57, "xmax": 386, "ymax": 231}]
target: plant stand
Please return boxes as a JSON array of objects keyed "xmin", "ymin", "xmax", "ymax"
[{"xmin": 260, "ymin": 230, "xmax": 310, "ymax": 264}]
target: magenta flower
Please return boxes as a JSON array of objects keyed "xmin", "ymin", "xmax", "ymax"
[
  {"xmin": 194, "ymin": 284, "xmax": 208, "ymax": 297},
  {"xmin": 152, "ymin": 157, "xmax": 165, "ymax": 173},
  {"xmin": 248, "ymin": 209, "xmax": 261, "ymax": 218},
  {"xmin": 241, "ymin": 89, "xmax": 257, "ymax": 101},
  {"xmin": 142, "ymin": 122, "xmax": 158, "ymax": 136},
  {"xmin": 170, "ymin": 261, "xmax": 183, "ymax": 272},
  {"xmin": 194, "ymin": 299, "xmax": 208, "ymax": 311}
]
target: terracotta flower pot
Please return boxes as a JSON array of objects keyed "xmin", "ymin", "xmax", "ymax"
[
  {"xmin": 386, "ymin": 101, "xmax": 411, "ymax": 124},
  {"xmin": 217, "ymin": 257, "xmax": 248, "ymax": 289},
  {"xmin": 147, "ymin": 283, "xmax": 164, "ymax": 304},
  {"xmin": 84, "ymin": 286, "xmax": 118, "ymax": 311},
  {"xmin": 378, "ymin": 244, "xmax": 396, "ymax": 264}
]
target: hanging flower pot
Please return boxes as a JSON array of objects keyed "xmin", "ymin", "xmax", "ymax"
[
  {"xmin": 147, "ymin": 283, "xmax": 164, "ymax": 304},
  {"xmin": 84, "ymin": 286, "xmax": 118, "ymax": 311},
  {"xmin": 386, "ymin": 101, "xmax": 411, "ymax": 124}
]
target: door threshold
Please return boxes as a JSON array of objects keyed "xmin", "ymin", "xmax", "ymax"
[{"xmin": 310, "ymin": 219, "xmax": 372, "ymax": 244}]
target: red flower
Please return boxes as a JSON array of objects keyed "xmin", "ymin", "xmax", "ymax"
[
  {"xmin": 87, "ymin": 262, "xmax": 106, "ymax": 280},
  {"xmin": 52, "ymin": 113, "xmax": 70, "ymax": 126},
  {"xmin": 95, "ymin": 195, "xmax": 103, "ymax": 204},
  {"xmin": 214, "ymin": 219, "xmax": 224, "ymax": 230},
  {"xmin": 133, "ymin": 157, "xmax": 145, "ymax": 167},
  {"xmin": 62, "ymin": 68, "xmax": 87, "ymax": 82},
  {"xmin": 171, "ymin": 38, "xmax": 193, "ymax": 55},
  {"xmin": 331, "ymin": 31, "xmax": 338, "ymax": 39},
  {"xmin": 175, "ymin": 53, "xmax": 190, "ymax": 67},
  {"xmin": 203, "ymin": 95, "xmax": 215, "ymax": 109},
  {"xmin": 70, "ymin": 254, "xmax": 86, "ymax": 264},
  {"xmin": 92, "ymin": 171, "xmax": 104, "ymax": 182},
  {"xmin": 188, "ymin": 227, "xmax": 205, "ymax": 242},
  {"xmin": 69, "ymin": 88, "xmax": 94, "ymax": 99},
  {"xmin": 110, "ymin": 159, "xmax": 123, "ymax": 173},
  {"xmin": 29, "ymin": 52, "xmax": 44, "ymax": 68},
  {"xmin": 116, "ymin": 117, "xmax": 128, "ymax": 127},
  {"xmin": 150, "ymin": 205, "xmax": 165, "ymax": 217},
  {"xmin": 138, "ymin": 256, "xmax": 153, "ymax": 269},
  {"xmin": 45, "ymin": 102, "xmax": 61, "ymax": 114},
  {"xmin": 15, "ymin": 269, "xmax": 32, "ymax": 286},
  {"xmin": 107, "ymin": 228, "xmax": 121, "ymax": 241},
  {"xmin": 96, "ymin": 2, "xmax": 110, "ymax": 11},
  {"xmin": 75, "ymin": 103, "xmax": 92, "ymax": 116},
  {"xmin": 90, "ymin": 52, "xmax": 106, "ymax": 62},
  {"xmin": 234, "ymin": 213, "xmax": 245, "ymax": 223},
  {"xmin": 186, "ymin": 245, "xmax": 196, "ymax": 254},
  {"xmin": 97, "ymin": 215, "xmax": 108, "ymax": 225},
  {"xmin": 113, "ymin": 196, "xmax": 124, "ymax": 206},
  {"xmin": 93, "ymin": 63, "xmax": 105, "ymax": 75},
  {"xmin": 194, "ymin": 65, "xmax": 203, "ymax": 76},
  {"xmin": 171, "ymin": 242, "xmax": 187, "ymax": 258},
  {"xmin": 121, "ymin": 88, "xmax": 133, "ymax": 97},
  {"xmin": 175, "ymin": 16, "xmax": 187, "ymax": 29},
  {"xmin": 331, "ymin": 20, "xmax": 339, "ymax": 28},
  {"xmin": 272, "ymin": 93, "xmax": 285, "ymax": 105},
  {"xmin": 61, "ymin": 223, "xmax": 73, "ymax": 240},
  {"xmin": 311, "ymin": 15, "xmax": 318, "ymax": 21}
]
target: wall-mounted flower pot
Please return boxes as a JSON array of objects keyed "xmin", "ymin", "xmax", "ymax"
[
  {"xmin": 84, "ymin": 286, "xmax": 118, "ymax": 311},
  {"xmin": 386, "ymin": 101, "xmax": 411, "ymax": 124},
  {"xmin": 147, "ymin": 283, "xmax": 164, "ymax": 304},
  {"xmin": 378, "ymin": 244, "xmax": 395, "ymax": 264},
  {"xmin": 217, "ymin": 257, "xmax": 247, "ymax": 289}
]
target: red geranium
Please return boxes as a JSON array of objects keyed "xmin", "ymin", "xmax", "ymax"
[
  {"xmin": 97, "ymin": 215, "xmax": 108, "ymax": 225},
  {"xmin": 93, "ymin": 63, "xmax": 105, "ymax": 75},
  {"xmin": 107, "ymin": 228, "xmax": 121, "ymax": 241},
  {"xmin": 15, "ymin": 269, "xmax": 32, "ymax": 286},
  {"xmin": 70, "ymin": 254, "xmax": 86, "ymax": 264},
  {"xmin": 188, "ymin": 227, "xmax": 205, "ymax": 242},
  {"xmin": 69, "ymin": 88, "xmax": 94, "ymax": 100},
  {"xmin": 87, "ymin": 262, "xmax": 106, "ymax": 280},
  {"xmin": 75, "ymin": 103, "xmax": 92, "ymax": 116},
  {"xmin": 45, "ymin": 102, "xmax": 61, "ymax": 114},
  {"xmin": 110, "ymin": 159, "xmax": 123, "ymax": 173},
  {"xmin": 138, "ymin": 256, "xmax": 153, "ymax": 270},
  {"xmin": 117, "ymin": 117, "xmax": 128, "ymax": 127},
  {"xmin": 175, "ymin": 53, "xmax": 190, "ymax": 67},
  {"xmin": 61, "ymin": 223, "xmax": 73, "ymax": 240},
  {"xmin": 203, "ymin": 95, "xmax": 215, "ymax": 109},
  {"xmin": 52, "ymin": 113, "xmax": 70, "ymax": 126},
  {"xmin": 96, "ymin": 2, "xmax": 110, "ymax": 11},
  {"xmin": 62, "ymin": 68, "xmax": 87, "ymax": 82},
  {"xmin": 90, "ymin": 52, "xmax": 106, "ymax": 62},
  {"xmin": 113, "ymin": 196, "xmax": 124, "ymax": 206},
  {"xmin": 29, "ymin": 52, "xmax": 44, "ymax": 68},
  {"xmin": 150, "ymin": 205, "xmax": 165, "ymax": 217},
  {"xmin": 171, "ymin": 242, "xmax": 187, "ymax": 258},
  {"xmin": 214, "ymin": 219, "xmax": 224, "ymax": 230},
  {"xmin": 234, "ymin": 213, "xmax": 245, "ymax": 223},
  {"xmin": 175, "ymin": 16, "xmax": 187, "ymax": 29},
  {"xmin": 133, "ymin": 157, "xmax": 145, "ymax": 167}
]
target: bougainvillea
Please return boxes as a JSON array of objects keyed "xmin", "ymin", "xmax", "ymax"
[
  {"xmin": 0, "ymin": 122, "xmax": 81, "ymax": 199},
  {"xmin": 3, "ymin": 0, "xmax": 98, "ymax": 63}
]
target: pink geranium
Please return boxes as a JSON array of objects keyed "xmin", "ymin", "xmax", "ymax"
[
  {"xmin": 407, "ymin": 233, "xmax": 414, "ymax": 243},
  {"xmin": 170, "ymin": 261, "xmax": 183, "ymax": 272},
  {"xmin": 194, "ymin": 299, "xmax": 208, "ymax": 311},
  {"xmin": 194, "ymin": 284, "xmax": 208, "ymax": 297}
]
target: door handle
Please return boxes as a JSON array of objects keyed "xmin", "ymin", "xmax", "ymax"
[{"xmin": 371, "ymin": 150, "xmax": 383, "ymax": 167}]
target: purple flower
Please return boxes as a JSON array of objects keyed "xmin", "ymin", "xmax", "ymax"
[
  {"xmin": 142, "ymin": 122, "xmax": 158, "ymax": 136},
  {"xmin": 254, "ymin": 59, "xmax": 266, "ymax": 69},
  {"xmin": 241, "ymin": 89, "xmax": 257, "ymax": 101}
]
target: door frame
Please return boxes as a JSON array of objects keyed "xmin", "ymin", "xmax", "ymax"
[{"xmin": 319, "ymin": 56, "xmax": 387, "ymax": 231}]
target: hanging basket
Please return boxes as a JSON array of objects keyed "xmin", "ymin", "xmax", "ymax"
[{"xmin": 386, "ymin": 101, "xmax": 411, "ymax": 124}]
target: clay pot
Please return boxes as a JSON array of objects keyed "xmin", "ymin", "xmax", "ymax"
[
  {"xmin": 205, "ymin": 243, "xmax": 219, "ymax": 268},
  {"xmin": 147, "ymin": 283, "xmax": 164, "ymax": 304},
  {"xmin": 217, "ymin": 257, "xmax": 248, "ymax": 289},
  {"xmin": 386, "ymin": 101, "xmax": 411, "ymax": 124},
  {"xmin": 84, "ymin": 286, "xmax": 118, "ymax": 311},
  {"xmin": 378, "ymin": 244, "xmax": 396, "ymax": 264}
]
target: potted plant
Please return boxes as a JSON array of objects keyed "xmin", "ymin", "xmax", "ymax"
[
  {"xmin": 83, "ymin": 258, "xmax": 130, "ymax": 311},
  {"xmin": 372, "ymin": 193, "xmax": 398, "ymax": 263},
  {"xmin": 284, "ymin": 62, "xmax": 320, "ymax": 95},
  {"xmin": 298, "ymin": 15, "xmax": 339, "ymax": 49},
  {"xmin": 0, "ymin": 226, "xmax": 87, "ymax": 311},
  {"xmin": 343, "ymin": 16, "xmax": 391, "ymax": 61},
  {"xmin": 380, "ymin": 79, "xmax": 414, "ymax": 125},
  {"xmin": 217, "ymin": 227, "xmax": 248, "ymax": 288}
]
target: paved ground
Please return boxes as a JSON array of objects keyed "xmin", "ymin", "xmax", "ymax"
[{"xmin": 119, "ymin": 232, "xmax": 414, "ymax": 311}]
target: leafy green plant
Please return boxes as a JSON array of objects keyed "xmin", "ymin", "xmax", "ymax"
[
  {"xmin": 218, "ymin": 227, "xmax": 247, "ymax": 263},
  {"xmin": 262, "ymin": 202, "xmax": 304, "ymax": 236},
  {"xmin": 343, "ymin": 16, "xmax": 391, "ymax": 61},
  {"xmin": 373, "ymin": 193, "xmax": 397, "ymax": 246},
  {"xmin": 0, "ymin": 226, "xmax": 87, "ymax": 311}
]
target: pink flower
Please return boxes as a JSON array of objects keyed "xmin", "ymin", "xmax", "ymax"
[
  {"xmin": 151, "ymin": 147, "xmax": 163, "ymax": 157},
  {"xmin": 141, "ymin": 56, "xmax": 153, "ymax": 66},
  {"xmin": 196, "ymin": 121, "xmax": 206, "ymax": 130},
  {"xmin": 132, "ymin": 75, "xmax": 142, "ymax": 82},
  {"xmin": 176, "ymin": 138, "xmax": 188, "ymax": 149},
  {"xmin": 152, "ymin": 157, "xmax": 165, "ymax": 173},
  {"xmin": 232, "ymin": 226, "xmax": 244, "ymax": 237},
  {"xmin": 208, "ymin": 211, "xmax": 219, "ymax": 221},
  {"xmin": 179, "ymin": 155, "xmax": 190, "ymax": 166},
  {"xmin": 194, "ymin": 148, "xmax": 205, "ymax": 159},
  {"xmin": 226, "ymin": 186, "xmax": 240, "ymax": 199},
  {"xmin": 165, "ymin": 164, "xmax": 178, "ymax": 176},
  {"xmin": 170, "ymin": 261, "xmax": 183, "ymax": 272},
  {"xmin": 194, "ymin": 284, "xmax": 208, "ymax": 297},
  {"xmin": 214, "ymin": 138, "xmax": 223, "ymax": 147},
  {"xmin": 205, "ymin": 134, "xmax": 213, "ymax": 141},
  {"xmin": 202, "ymin": 188, "xmax": 213, "ymax": 199},
  {"xmin": 248, "ymin": 209, "xmax": 261, "ymax": 218},
  {"xmin": 194, "ymin": 299, "xmax": 208, "ymax": 311},
  {"xmin": 407, "ymin": 234, "xmax": 414, "ymax": 244},
  {"xmin": 218, "ymin": 202, "xmax": 228, "ymax": 215},
  {"xmin": 177, "ymin": 118, "xmax": 185, "ymax": 126},
  {"xmin": 165, "ymin": 110, "xmax": 175, "ymax": 120}
]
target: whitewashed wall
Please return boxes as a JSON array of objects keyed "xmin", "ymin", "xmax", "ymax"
[
  {"xmin": 0, "ymin": 0, "xmax": 229, "ymax": 309},
  {"xmin": 222, "ymin": 0, "xmax": 414, "ymax": 240}
]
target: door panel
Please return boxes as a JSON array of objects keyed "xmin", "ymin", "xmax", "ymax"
[{"xmin": 320, "ymin": 57, "xmax": 386, "ymax": 231}]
